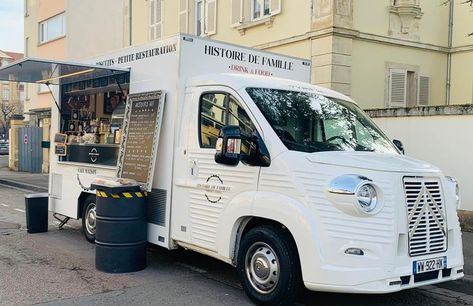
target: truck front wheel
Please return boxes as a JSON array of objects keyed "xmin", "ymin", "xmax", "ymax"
[
  {"xmin": 81, "ymin": 196, "xmax": 96, "ymax": 243},
  {"xmin": 237, "ymin": 225, "xmax": 302, "ymax": 305}
]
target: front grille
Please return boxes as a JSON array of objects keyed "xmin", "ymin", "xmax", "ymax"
[{"xmin": 403, "ymin": 177, "xmax": 447, "ymax": 257}]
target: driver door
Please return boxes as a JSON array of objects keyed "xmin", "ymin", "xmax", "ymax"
[{"xmin": 173, "ymin": 86, "xmax": 260, "ymax": 252}]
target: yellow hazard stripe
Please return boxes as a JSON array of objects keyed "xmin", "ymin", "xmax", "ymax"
[
  {"xmin": 96, "ymin": 190, "xmax": 146, "ymax": 198},
  {"xmin": 122, "ymin": 192, "xmax": 133, "ymax": 198}
]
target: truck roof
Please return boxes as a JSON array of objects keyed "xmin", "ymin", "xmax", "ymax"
[{"xmin": 187, "ymin": 73, "xmax": 355, "ymax": 104}]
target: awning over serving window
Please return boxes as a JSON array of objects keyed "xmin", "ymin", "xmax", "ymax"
[{"xmin": 0, "ymin": 58, "xmax": 129, "ymax": 85}]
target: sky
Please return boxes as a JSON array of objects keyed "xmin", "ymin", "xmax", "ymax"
[{"xmin": 0, "ymin": 0, "xmax": 24, "ymax": 53}]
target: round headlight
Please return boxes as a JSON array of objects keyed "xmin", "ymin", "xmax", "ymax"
[{"xmin": 356, "ymin": 183, "xmax": 378, "ymax": 213}]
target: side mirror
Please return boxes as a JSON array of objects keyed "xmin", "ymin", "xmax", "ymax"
[
  {"xmin": 393, "ymin": 139, "xmax": 405, "ymax": 154},
  {"xmin": 215, "ymin": 125, "xmax": 271, "ymax": 167},
  {"xmin": 215, "ymin": 126, "xmax": 242, "ymax": 166}
]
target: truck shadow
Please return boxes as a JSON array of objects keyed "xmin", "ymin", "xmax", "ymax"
[{"xmin": 146, "ymin": 244, "xmax": 443, "ymax": 306}]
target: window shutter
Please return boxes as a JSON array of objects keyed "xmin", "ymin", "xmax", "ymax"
[
  {"xmin": 417, "ymin": 75, "xmax": 430, "ymax": 106},
  {"xmin": 149, "ymin": 0, "xmax": 155, "ymax": 40},
  {"xmin": 270, "ymin": 0, "xmax": 281, "ymax": 15},
  {"xmin": 388, "ymin": 69, "xmax": 407, "ymax": 107},
  {"xmin": 179, "ymin": 0, "xmax": 189, "ymax": 33},
  {"xmin": 231, "ymin": 0, "xmax": 243, "ymax": 26},
  {"xmin": 205, "ymin": 0, "xmax": 217, "ymax": 35},
  {"xmin": 156, "ymin": 0, "xmax": 163, "ymax": 39}
]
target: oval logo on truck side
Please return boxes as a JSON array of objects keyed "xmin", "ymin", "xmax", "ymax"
[
  {"xmin": 89, "ymin": 148, "xmax": 100, "ymax": 163},
  {"xmin": 197, "ymin": 175, "xmax": 231, "ymax": 204}
]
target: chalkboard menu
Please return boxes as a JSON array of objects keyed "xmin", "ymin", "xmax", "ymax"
[
  {"xmin": 116, "ymin": 91, "xmax": 165, "ymax": 191},
  {"xmin": 54, "ymin": 133, "xmax": 67, "ymax": 144},
  {"xmin": 55, "ymin": 144, "xmax": 67, "ymax": 156}
]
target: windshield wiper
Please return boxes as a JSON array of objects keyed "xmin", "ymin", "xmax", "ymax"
[{"xmin": 355, "ymin": 144, "xmax": 375, "ymax": 152}]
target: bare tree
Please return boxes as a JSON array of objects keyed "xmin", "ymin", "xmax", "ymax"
[{"xmin": 0, "ymin": 100, "xmax": 20, "ymax": 139}]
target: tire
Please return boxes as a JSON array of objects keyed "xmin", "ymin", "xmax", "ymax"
[
  {"xmin": 81, "ymin": 195, "xmax": 96, "ymax": 243},
  {"xmin": 237, "ymin": 225, "xmax": 302, "ymax": 306}
]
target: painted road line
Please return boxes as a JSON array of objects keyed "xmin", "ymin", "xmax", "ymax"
[
  {"xmin": 0, "ymin": 203, "xmax": 8, "ymax": 207},
  {"xmin": 14, "ymin": 208, "xmax": 25, "ymax": 213}
]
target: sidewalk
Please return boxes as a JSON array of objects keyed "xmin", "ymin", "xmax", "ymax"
[{"xmin": 0, "ymin": 166, "xmax": 48, "ymax": 192}]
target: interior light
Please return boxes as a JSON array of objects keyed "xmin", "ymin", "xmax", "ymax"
[{"xmin": 36, "ymin": 68, "xmax": 96, "ymax": 84}]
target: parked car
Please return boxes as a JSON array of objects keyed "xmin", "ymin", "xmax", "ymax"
[{"xmin": 0, "ymin": 141, "xmax": 9, "ymax": 155}]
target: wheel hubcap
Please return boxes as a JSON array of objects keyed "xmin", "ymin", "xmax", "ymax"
[
  {"xmin": 245, "ymin": 242, "xmax": 280, "ymax": 294},
  {"xmin": 85, "ymin": 204, "xmax": 96, "ymax": 235}
]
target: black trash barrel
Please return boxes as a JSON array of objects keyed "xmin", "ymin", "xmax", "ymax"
[
  {"xmin": 24, "ymin": 193, "xmax": 49, "ymax": 233},
  {"xmin": 93, "ymin": 184, "xmax": 147, "ymax": 273}
]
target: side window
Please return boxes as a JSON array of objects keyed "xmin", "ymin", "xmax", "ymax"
[
  {"xmin": 228, "ymin": 96, "xmax": 255, "ymax": 136},
  {"xmin": 199, "ymin": 92, "xmax": 255, "ymax": 148},
  {"xmin": 200, "ymin": 93, "xmax": 226, "ymax": 148}
]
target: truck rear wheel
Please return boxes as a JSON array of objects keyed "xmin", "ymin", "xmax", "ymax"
[
  {"xmin": 81, "ymin": 195, "xmax": 96, "ymax": 243},
  {"xmin": 237, "ymin": 225, "xmax": 302, "ymax": 305}
]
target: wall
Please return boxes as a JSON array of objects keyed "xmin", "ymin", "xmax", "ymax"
[
  {"xmin": 24, "ymin": 0, "xmax": 38, "ymax": 121},
  {"xmin": 450, "ymin": 0, "xmax": 473, "ymax": 105},
  {"xmin": 450, "ymin": 51, "xmax": 473, "ymax": 104},
  {"xmin": 452, "ymin": 0, "xmax": 473, "ymax": 48},
  {"xmin": 351, "ymin": 39, "xmax": 447, "ymax": 109},
  {"xmin": 66, "ymin": 0, "xmax": 126, "ymax": 60},
  {"xmin": 131, "ymin": 0, "xmax": 310, "ymax": 49},
  {"xmin": 353, "ymin": 0, "xmax": 449, "ymax": 46},
  {"xmin": 372, "ymin": 114, "xmax": 473, "ymax": 211}
]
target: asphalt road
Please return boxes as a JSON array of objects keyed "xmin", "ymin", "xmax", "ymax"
[{"xmin": 0, "ymin": 184, "xmax": 472, "ymax": 305}]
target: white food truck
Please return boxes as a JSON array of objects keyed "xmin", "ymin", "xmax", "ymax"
[{"xmin": 0, "ymin": 34, "xmax": 463, "ymax": 305}]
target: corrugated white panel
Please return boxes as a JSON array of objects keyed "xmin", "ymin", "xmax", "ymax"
[{"xmin": 295, "ymin": 170, "xmax": 395, "ymax": 245}]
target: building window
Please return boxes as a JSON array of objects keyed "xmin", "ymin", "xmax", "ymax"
[
  {"xmin": 194, "ymin": 0, "xmax": 217, "ymax": 37},
  {"xmin": 2, "ymin": 88, "xmax": 10, "ymax": 101},
  {"xmin": 251, "ymin": 0, "xmax": 270, "ymax": 20},
  {"xmin": 39, "ymin": 13, "xmax": 66, "ymax": 44},
  {"xmin": 231, "ymin": 0, "xmax": 281, "ymax": 30},
  {"xmin": 179, "ymin": 0, "xmax": 217, "ymax": 36},
  {"xmin": 196, "ymin": 0, "xmax": 204, "ymax": 36},
  {"xmin": 388, "ymin": 69, "xmax": 429, "ymax": 107},
  {"xmin": 149, "ymin": 0, "xmax": 163, "ymax": 40}
]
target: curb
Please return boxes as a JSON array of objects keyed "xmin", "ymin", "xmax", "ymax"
[{"xmin": 0, "ymin": 178, "xmax": 48, "ymax": 193}]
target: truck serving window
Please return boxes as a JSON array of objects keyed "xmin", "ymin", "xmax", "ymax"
[
  {"xmin": 200, "ymin": 92, "xmax": 255, "ymax": 149},
  {"xmin": 246, "ymin": 88, "xmax": 398, "ymax": 154}
]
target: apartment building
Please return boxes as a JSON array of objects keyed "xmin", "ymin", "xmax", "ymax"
[
  {"xmin": 20, "ymin": 0, "xmax": 473, "ymax": 174},
  {"xmin": 22, "ymin": 0, "xmax": 129, "ymax": 172},
  {"xmin": 0, "ymin": 50, "xmax": 24, "ymax": 139},
  {"xmin": 127, "ymin": 0, "xmax": 472, "ymax": 109}
]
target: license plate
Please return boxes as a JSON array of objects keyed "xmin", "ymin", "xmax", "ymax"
[{"xmin": 413, "ymin": 256, "xmax": 447, "ymax": 274}]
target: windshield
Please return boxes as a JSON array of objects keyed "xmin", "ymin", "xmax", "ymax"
[{"xmin": 246, "ymin": 88, "xmax": 398, "ymax": 154}]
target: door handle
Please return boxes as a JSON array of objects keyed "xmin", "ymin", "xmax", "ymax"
[{"xmin": 189, "ymin": 160, "xmax": 198, "ymax": 178}]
